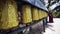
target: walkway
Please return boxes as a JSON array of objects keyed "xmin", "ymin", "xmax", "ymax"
[{"xmin": 43, "ymin": 18, "xmax": 60, "ymax": 34}]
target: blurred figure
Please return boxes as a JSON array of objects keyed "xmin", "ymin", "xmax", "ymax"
[{"xmin": 48, "ymin": 11, "xmax": 53, "ymax": 23}]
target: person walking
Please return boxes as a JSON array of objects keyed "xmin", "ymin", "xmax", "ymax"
[{"xmin": 48, "ymin": 11, "xmax": 53, "ymax": 23}]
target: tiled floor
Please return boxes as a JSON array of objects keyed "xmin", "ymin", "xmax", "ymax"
[{"xmin": 43, "ymin": 18, "xmax": 60, "ymax": 34}]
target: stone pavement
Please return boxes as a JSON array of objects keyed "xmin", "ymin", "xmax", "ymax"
[
  {"xmin": 24, "ymin": 20, "xmax": 44, "ymax": 34},
  {"xmin": 25, "ymin": 18, "xmax": 60, "ymax": 34},
  {"xmin": 43, "ymin": 18, "xmax": 60, "ymax": 34}
]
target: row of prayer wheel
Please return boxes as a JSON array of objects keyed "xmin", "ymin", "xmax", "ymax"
[{"xmin": 0, "ymin": 0, "xmax": 48, "ymax": 30}]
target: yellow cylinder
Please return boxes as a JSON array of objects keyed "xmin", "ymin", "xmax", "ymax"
[
  {"xmin": 31, "ymin": 7, "xmax": 39, "ymax": 21},
  {"xmin": 0, "ymin": 0, "xmax": 19, "ymax": 29},
  {"xmin": 38, "ymin": 9, "xmax": 43, "ymax": 19},
  {"xmin": 45, "ymin": 12, "xmax": 48, "ymax": 17},
  {"xmin": 41, "ymin": 10, "xmax": 45, "ymax": 18},
  {"xmin": 38, "ymin": 9, "xmax": 48, "ymax": 19},
  {"xmin": 21, "ymin": 5, "xmax": 32, "ymax": 24},
  {"xmin": 41, "ymin": 10, "xmax": 48, "ymax": 17}
]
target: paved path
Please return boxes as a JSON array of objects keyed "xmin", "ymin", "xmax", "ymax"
[
  {"xmin": 26, "ymin": 21, "xmax": 43, "ymax": 34},
  {"xmin": 43, "ymin": 18, "xmax": 60, "ymax": 34}
]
